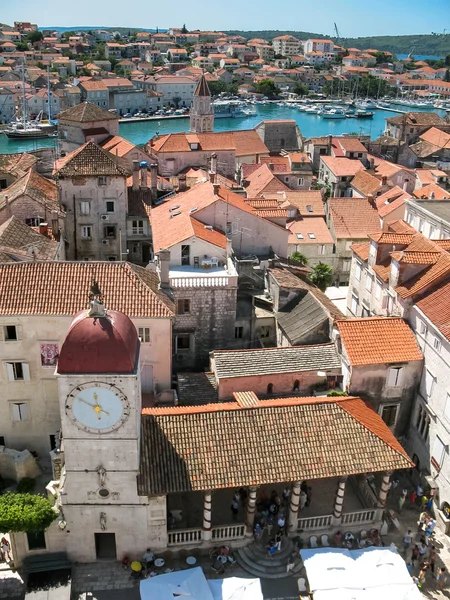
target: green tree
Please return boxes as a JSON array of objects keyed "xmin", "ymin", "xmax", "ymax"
[
  {"xmin": 255, "ymin": 79, "xmax": 280, "ymax": 98},
  {"xmin": 293, "ymin": 82, "xmax": 309, "ymax": 96},
  {"xmin": 15, "ymin": 42, "xmax": 28, "ymax": 51},
  {"xmin": 309, "ymin": 262, "xmax": 333, "ymax": 292},
  {"xmin": 114, "ymin": 33, "xmax": 121, "ymax": 41},
  {"xmin": 208, "ymin": 80, "xmax": 238, "ymax": 97},
  {"xmin": 289, "ymin": 252, "xmax": 309, "ymax": 266},
  {"xmin": 444, "ymin": 69, "xmax": 450, "ymax": 83},
  {"xmin": 0, "ymin": 493, "xmax": 57, "ymax": 533},
  {"xmin": 445, "ymin": 54, "xmax": 450, "ymax": 67},
  {"xmin": 181, "ymin": 24, "xmax": 188, "ymax": 34},
  {"xmin": 27, "ymin": 30, "xmax": 43, "ymax": 44}
]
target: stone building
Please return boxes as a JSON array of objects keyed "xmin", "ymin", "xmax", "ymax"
[
  {"xmin": 253, "ymin": 120, "xmax": 303, "ymax": 153},
  {"xmin": 0, "ymin": 152, "xmax": 37, "ymax": 190},
  {"xmin": 0, "ymin": 262, "xmax": 174, "ymax": 458},
  {"xmin": 57, "ymin": 102, "xmax": 119, "ymax": 154},
  {"xmin": 335, "ymin": 317, "xmax": 423, "ymax": 435},
  {"xmin": 189, "ymin": 73, "xmax": 214, "ymax": 134},
  {"xmin": 54, "ymin": 141, "xmax": 131, "ymax": 261}
]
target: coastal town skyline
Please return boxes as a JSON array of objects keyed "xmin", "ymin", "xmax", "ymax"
[{"xmin": 4, "ymin": 0, "xmax": 450, "ymax": 37}]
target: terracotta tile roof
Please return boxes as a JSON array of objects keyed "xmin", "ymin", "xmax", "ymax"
[
  {"xmin": 387, "ymin": 220, "xmax": 416, "ymax": 234},
  {"xmin": 177, "ymin": 372, "xmax": 219, "ymax": 405},
  {"xmin": 337, "ymin": 317, "xmax": 423, "ymax": 366},
  {"xmin": 259, "ymin": 155, "xmax": 290, "ymax": 173},
  {"xmin": 321, "ymin": 156, "xmax": 365, "ymax": 177},
  {"xmin": 255, "ymin": 209, "xmax": 287, "ymax": 218},
  {"xmin": 99, "ymin": 135, "xmax": 137, "ymax": 157},
  {"xmin": 280, "ymin": 190, "xmax": 325, "ymax": 217},
  {"xmin": 54, "ymin": 141, "xmax": 131, "ymax": 177},
  {"xmin": 149, "ymin": 132, "xmax": 235, "ymax": 153},
  {"xmin": 351, "ymin": 242, "xmax": 370, "ymax": 261},
  {"xmin": 375, "ymin": 186, "xmax": 411, "ymax": 218},
  {"xmin": 419, "ymin": 127, "xmax": 450, "ymax": 150},
  {"xmin": 395, "ymin": 252, "xmax": 450, "ymax": 299},
  {"xmin": 268, "ymin": 267, "xmax": 310, "ymax": 289},
  {"xmin": 0, "ymin": 152, "xmax": 37, "ymax": 178},
  {"xmin": 350, "ymin": 170, "xmax": 382, "ymax": 196},
  {"xmin": 246, "ymin": 198, "xmax": 279, "ymax": 209},
  {"xmin": 232, "ymin": 130, "xmax": 269, "ymax": 157},
  {"xmin": 413, "ymin": 183, "xmax": 450, "ymax": 200},
  {"xmin": 243, "ymin": 163, "xmax": 290, "ymax": 197},
  {"xmin": 415, "ymin": 168, "xmax": 448, "ymax": 186},
  {"xmin": 416, "ymin": 281, "xmax": 450, "ymax": 341},
  {"xmin": 0, "ymin": 169, "xmax": 59, "ymax": 212},
  {"xmin": 212, "ymin": 343, "xmax": 340, "ymax": 379},
  {"xmin": 57, "ymin": 101, "xmax": 118, "ymax": 122},
  {"xmin": 334, "ymin": 137, "xmax": 367, "ymax": 154},
  {"xmin": 368, "ymin": 232, "xmax": 414, "ymax": 245},
  {"xmin": 287, "ymin": 217, "xmax": 334, "ymax": 245},
  {"xmin": 391, "ymin": 251, "xmax": 441, "ymax": 265},
  {"xmin": 372, "ymin": 259, "xmax": 391, "ymax": 282},
  {"xmin": 0, "ymin": 261, "xmax": 174, "ymax": 317},
  {"xmin": 0, "ymin": 216, "xmax": 59, "ymax": 261},
  {"xmin": 190, "ymin": 217, "xmax": 227, "ymax": 249},
  {"xmin": 137, "ymin": 395, "xmax": 412, "ymax": 494},
  {"xmin": 329, "ymin": 198, "xmax": 381, "ymax": 239},
  {"xmin": 434, "ymin": 240, "xmax": 450, "ymax": 251},
  {"xmin": 79, "ymin": 79, "xmax": 108, "ymax": 91},
  {"xmin": 386, "ymin": 112, "xmax": 447, "ymax": 127}
]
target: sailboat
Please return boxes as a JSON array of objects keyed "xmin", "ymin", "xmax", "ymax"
[{"xmin": 4, "ymin": 64, "xmax": 57, "ymax": 140}]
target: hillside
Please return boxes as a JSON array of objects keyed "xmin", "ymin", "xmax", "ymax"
[{"xmin": 224, "ymin": 30, "xmax": 450, "ymax": 56}]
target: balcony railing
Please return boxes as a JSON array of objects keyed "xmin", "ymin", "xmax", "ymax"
[
  {"xmin": 167, "ymin": 528, "xmax": 202, "ymax": 546},
  {"xmin": 298, "ymin": 514, "xmax": 333, "ymax": 531},
  {"xmin": 341, "ymin": 509, "xmax": 376, "ymax": 526},
  {"xmin": 211, "ymin": 524, "xmax": 245, "ymax": 542}
]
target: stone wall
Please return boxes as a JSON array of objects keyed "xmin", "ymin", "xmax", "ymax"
[
  {"xmin": 0, "ymin": 446, "xmax": 41, "ymax": 481},
  {"xmin": 173, "ymin": 285, "xmax": 238, "ymax": 370}
]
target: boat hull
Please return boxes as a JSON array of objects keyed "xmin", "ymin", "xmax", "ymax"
[{"xmin": 4, "ymin": 130, "xmax": 53, "ymax": 139}]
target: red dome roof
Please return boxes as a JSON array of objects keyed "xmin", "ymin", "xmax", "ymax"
[{"xmin": 58, "ymin": 309, "xmax": 139, "ymax": 374}]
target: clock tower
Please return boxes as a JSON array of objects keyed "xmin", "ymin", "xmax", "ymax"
[{"xmin": 56, "ymin": 282, "xmax": 150, "ymax": 561}]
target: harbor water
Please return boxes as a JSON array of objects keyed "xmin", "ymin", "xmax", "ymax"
[{"xmin": 0, "ymin": 103, "xmax": 447, "ymax": 154}]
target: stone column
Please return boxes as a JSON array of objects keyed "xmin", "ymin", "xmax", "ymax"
[
  {"xmin": 245, "ymin": 486, "xmax": 258, "ymax": 538},
  {"xmin": 288, "ymin": 482, "xmax": 301, "ymax": 534},
  {"xmin": 333, "ymin": 477, "xmax": 347, "ymax": 523},
  {"xmin": 377, "ymin": 471, "xmax": 391, "ymax": 508},
  {"xmin": 202, "ymin": 491, "xmax": 212, "ymax": 542}
]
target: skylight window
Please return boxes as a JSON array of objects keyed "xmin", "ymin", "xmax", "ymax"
[
  {"xmin": 308, "ymin": 233, "xmax": 316, "ymax": 239},
  {"xmin": 296, "ymin": 233, "xmax": 304, "ymax": 239}
]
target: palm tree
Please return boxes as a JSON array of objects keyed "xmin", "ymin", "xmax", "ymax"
[
  {"xmin": 309, "ymin": 262, "xmax": 333, "ymax": 292},
  {"xmin": 290, "ymin": 252, "xmax": 308, "ymax": 266}
]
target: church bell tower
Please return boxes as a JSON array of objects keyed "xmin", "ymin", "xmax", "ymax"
[{"xmin": 190, "ymin": 73, "xmax": 214, "ymax": 133}]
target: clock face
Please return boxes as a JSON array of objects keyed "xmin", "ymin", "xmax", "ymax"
[{"xmin": 65, "ymin": 382, "xmax": 130, "ymax": 434}]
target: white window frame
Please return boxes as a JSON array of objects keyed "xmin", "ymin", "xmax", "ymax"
[
  {"xmin": 2, "ymin": 325, "xmax": 21, "ymax": 342},
  {"xmin": 433, "ymin": 335, "xmax": 442, "ymax": 352},
  {"xmin": 425, "ymin": 369, "xmax": 435, "ymax": 397},
  {"xmin": 80, "ymin": 201, "xmax": 90, "ymax": 215},
  {"xmin": 432, "ymin": 436, "xmax": 446, "ymax": 470},
  {"xmin": 5, "ymin": 361, "xmax": 30, "ymax": 381},
  {"xmin": 375, "ymin": 280, "xmax": 382, "ymax": 300},
  {"xmin": 11, "ymin": 402, "xmax": 30, "ymax": 421},
  {"xmin": 81, "ymin": 225, "xmax": 92, "ymax": 239},
  {"xmin": 444, "ymin": 393, "xmax": 450, "ymax": 423},
  {"xmin": 351, "ymin": 294, "xmax": 359, "ymax": 315},
  {"xmin": 318, "ymin": 245, "xmax": 325, "ymax": 256},
  {"xmin": 386, "ymin": 366, "xmax": 403, "ymax": 388},
  {"xmin": 379, "ymin": 403, "xmax": 400, "ymax": 429},
  {"xmin": 417, "ymin": 318, "xmax": 427, "ymax": 337},
  {"xmin": 365, "ymin": 272, "xmax": 373, "ymax": 292},
  {"xmin": 138, "ymin": 327, "xmax": 151, "ymax": 343},
  {"xmin": 355, "ymin": 261, "xmax": 362, "ymax": 281}
]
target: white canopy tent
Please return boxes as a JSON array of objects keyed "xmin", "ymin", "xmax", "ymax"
[
  {"xmin": 140, "ymin": 568, "xmax": 263, "ymax": 600},
  {"xmin": 140, "ymin": 567, "xmax": 214, "ymax": 600},
  {"xmin": 300, "ymin": 547, "xmax": 422, "ymax": 600},
  {"xmin": 208, "ymin": 577, "xmax": 263, "ymax": 600}
]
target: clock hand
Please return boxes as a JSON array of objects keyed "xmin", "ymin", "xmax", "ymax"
[
  {"xmin": 77, "ymin": 397, "xmax": 96, "ymax": 409},
  {"xmin": 93, "ymin": 404, "xmax": 110, "ymax": 418}
]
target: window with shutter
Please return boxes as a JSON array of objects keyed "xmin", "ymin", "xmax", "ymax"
[
  {"xmin": 387, "ymin": 367, "xmax": 403, "ymax": 387},
  {"xmin": 432, "ymin": 436, "xmax": 446, "ymax": 471},
  {"xmin": 444, "ymin": 394, "xmax": 450, "ymax": 423},
  {"xmin": 425, "ymin": 369, "xmax": 435, "ymax": 397},
  {"xmin": 12, "ymin": 402, "xmax": 29, "ymax": 421},
  {"xmin": 355, "ymin": 262, "xmax": 362, "ymax": 281}
]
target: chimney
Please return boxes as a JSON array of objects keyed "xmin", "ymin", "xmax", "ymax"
[
  {"xmin": 367, "ymin": 194, "xmax": 376, "ymax": 208},
  {"xmin": 381, "ymin": 175, "xmax": 387, "ymax": 186},
  {"xmin": 369, "ymin": 157, "xmax": 374, "ymax": 170},
  {"xmin": 39, "ymin": 222, "xmax": 49, "ymax": 237},
  {"xmin": 158, "ymin": 249, "xmax": 170, "ymax": 288},
  {"xmin": 178, "ymin": 173, "xmax": 187, "ymax": 192},
  {"xmin": 327, "ymin": 134, "xmax": 333, "ymax": 155},
  {"xmin": 268, "ymin": 163, "xmax": 274, "ymax": 171},
  {"xmin": 210, "ymin": 152, "xmax": 217, "ymax": 175},
  {"xmin": 140, "ymin": 162, "xmax": 148, "ymax": 190},
  {"xmin": 4, "ymin": 195, "xmax": 11, "ymax": 219},
  {"xmin": 213, "ymin": 183, "xmax": 220, "ymax": 196},
  {"xmin": 150, "ymin": 163, "xmax": 158, "ymax": 201},
  {"xmin": 132, "ymin": 160, "xmax": 139, "ymax": 191},
  {"xmin": 51, "ymin": 210, "xmax": 59, "ymax": 238}
]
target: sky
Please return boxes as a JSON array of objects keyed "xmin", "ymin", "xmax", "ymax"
[{"xmin": 4, "ymin": 0, "xmax": 450, "ymax": 37}]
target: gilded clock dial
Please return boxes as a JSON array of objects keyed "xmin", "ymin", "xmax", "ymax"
[{"xmin": 65, "ymin": 382, "xmax": 130, "ymax": 434}]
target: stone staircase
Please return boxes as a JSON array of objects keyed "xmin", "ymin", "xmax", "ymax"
[{"xmin": 236, "ymin": 538, "xmax": 305, "ymax": 580}]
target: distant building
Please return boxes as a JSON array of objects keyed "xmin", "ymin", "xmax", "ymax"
[{"xmin": 190, "ymin": 74, "xmax": 214, "ymax": 133}]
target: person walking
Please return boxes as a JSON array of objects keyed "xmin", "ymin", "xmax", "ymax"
[
  {"xmin": 1, "ymin": 538, "xmax": 11, "ymax": 562},
  {"xmin": 277, "ymin": 512, "xmax": 286, "ymax": 533},
  {"xmin": 399, "ymin": 494, "xmax": 406, "ymax": 513},
  {"xmin": 428, "ymin": 545, "xmax": 437, "ymax": 576},
  {"xmin": 409, "ymin": 489, "xmax": 416, "ymax": 508},
  {"xmin": 286, "ymin": 551, "xmax": 296, "ymax": 574},
  {"xmin": 437, "ymin": 566, "xmax": 447, "ymax": 589},
  {"xmin": 411, "ymin": 544, "xmax": 420, "ymax": 565},
  {"xmin": 300, "ymin": 490, "xmax": 307, "ymax": 511},
  {"xmin": 231, "ymin": 497, "xmax": 239, "ymax": 521},
  {"xmin": 403, "ymin": 529, "xmax": 413, "ymax": 554},
  {"xmin": 254, "ymin": 523, "xmax": 262, "ymax": 544}
]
